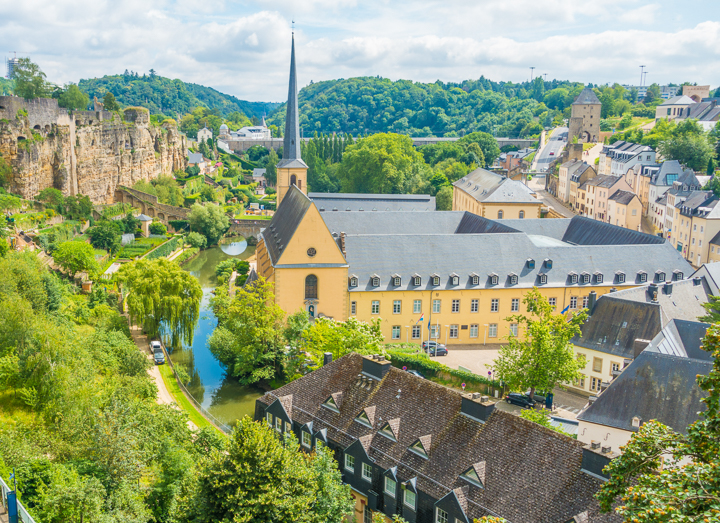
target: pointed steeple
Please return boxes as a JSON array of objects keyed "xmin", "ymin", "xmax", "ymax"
[{"xmin": 278, "ymin": 34, "xmax": 307, "ymax": 168}]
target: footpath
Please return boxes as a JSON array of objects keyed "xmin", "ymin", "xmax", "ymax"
[{"xmin": 129, "ymin": 323, "xmax": 176, "ymax": 406}]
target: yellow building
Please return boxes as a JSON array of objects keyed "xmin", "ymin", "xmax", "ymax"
[
  {"xmin": 606, "ymin": 190, "xmax": 642, "ymax": 231},
  {"xmin": 452, "ymin": 167, "xmax": 542, "ymax": 219},
  {"xmin": 255, "ymin": 185, "xmax": 692, "ymax": 346}
]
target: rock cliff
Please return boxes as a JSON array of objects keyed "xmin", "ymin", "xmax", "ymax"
[{"xmin": 0, "ymin": 96, "xmax": 187, "ymax": 203}]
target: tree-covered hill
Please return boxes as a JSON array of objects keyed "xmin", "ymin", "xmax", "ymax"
[
  {"xmin": 268, "ymin": 76, "xmax": 585, "ymax": 138},
  {"xmin": 78, "ymin": 72, "xmax": 280, "ymax": 119}
]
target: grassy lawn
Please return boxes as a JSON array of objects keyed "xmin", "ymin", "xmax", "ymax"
[
  {"xmin": 157, "ymin": 363, "xmax": 223, "ymax": 434},
  {"xmin": 582, "ymin": 143, "xmax": 595, "ymax": 151}
]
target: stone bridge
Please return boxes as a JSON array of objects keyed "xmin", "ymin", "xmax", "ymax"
[
  {"xmin": 227, "ymin": 219, "xmax": 268, "ymax": 240},
  {"xmin": 113, "ymin": 186, "xmax": 189, "ymax": 227}
]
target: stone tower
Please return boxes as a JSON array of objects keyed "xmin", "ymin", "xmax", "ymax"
[
  {"xmin": 276, "ymin": 34, "xmax": 308, "ymax": 207},
  {"xmin": 568, "ymin": 87, "xmax": 601, "ymax": 144}
]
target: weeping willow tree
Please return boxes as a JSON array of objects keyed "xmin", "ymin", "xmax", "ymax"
[{"xmin": 118, "ymin": 258, "xmax": 202, "ymax": 346}]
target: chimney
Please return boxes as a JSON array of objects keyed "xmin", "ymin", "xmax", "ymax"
[
  {"xmin": 647, "ymin": 283, "xmax": 659, "ymax": 302},
  {"xmin": 361, "ymin": 354, "xmax": 391, "ymax": 380},
  {"xmin": 323, "ymin": 352, "xmax": 332, "ymax": 366},
  {"xmin": 663, "ymin": 282, "xmax": 673, "ymax": 295},
  {"xmin": 633, "ymin": 338, "xmax": 651, "ymax": 358},
  {"xmin": 693, "ymin": 277, "xmax": 702, "ymax": 286},
  {"xmin": 460, "ymin": 392, "xmax": 496, "ymax": 423},
  {"xmin": 581, "ymin": 444, "xmax": 613, "ymax": 480},
  {"xmin": 338, "ymin": 232, "xmax": 347, "ymax": 256},
  {"xmin": 587, "ymin": 291, "xmax": 597, "ymax": 314}
]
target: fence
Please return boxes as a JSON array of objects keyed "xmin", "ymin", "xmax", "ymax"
[
  {"xmin": 0, "ymin": 475, "xmax": 37, "ymax": 523},
  {"xmin": 163, "ymin": 351, "xmax": 233, "ymax": 435}
]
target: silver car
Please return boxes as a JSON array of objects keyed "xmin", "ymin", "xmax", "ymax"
[{"xmin": 151, "ymin": 340, "xmax": 165, "ymax": 364}]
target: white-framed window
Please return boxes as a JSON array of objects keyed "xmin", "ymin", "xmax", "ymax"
[
  {"xmin": 412, "ymin": 325, "xmax": 421, "ymax": 339},
  {"xmin": 384, "ymin": 476, "xmax": 396, "ymax": 497},
  {"xmin": 596, "ymin": 273, "xmax": 603, "ymax": 284},
  {"xmin": 436, "ymin": 508, "xmax": 449, "ymax": 523},
  {"xmin": 582, "ymin": 273, "xmax": 590, "ymax": 284},
  {"xmin": 362, "ymin": 462, "xmax": 372, "ymax": 482},
  {"xmin": 413, "ymin": 276, "xmax": 421, "ymax": 286},
  {"xmin": 363, "ymin": 506, "xmax": 372, "ymax": 523},
  {"xmin": 449, "ymin": 325, "xmax": 458, "ymax": 338},
  {"xmin": 275, "ymin": 417, "xmax": 282, "ymax": 433},
  {"xmin": 617, "ymin": 272, "xmax": 626, "ymax": 284},
  {"xmin": 393, "ymin": 276, "xmax": 401, "ymax": 286},
  {"xmin": 582, "ymin": 296, "xmax": 589, "ymax": 308},
  {"xmin": 570, "ymin": 296, "xmax": 578, "ymax": 309},
  {"xmin": 432, "ymin": 299, "xmax": 441, "ymax": 313},
  {"xmin": 301, "ymin": 431, "xmax": 311, "ymax": 448},
  {"xmin": 451, "ymin": 275, "xmax": 459, "ymax": 286},
  {"xmin": 590, "ymin": 377, "xmax": 601, "ymax": 392},
  {"xmin": 570, "ymin": 273, "xmax": 579, "ymax": 284},
  {"xmin": 344, "ymin": 454, "xmax": 355, "ymax": 472},
  {"xmin": 451, "ymin": 299, "xmax": 460, "ymax": 313},
  {"xmin": 351, "ymin": 301, "xmax": 357, "ymax": 315},
  {"xmin": 371, "ymin": 300, "xmax": 380, "ymax": 314},
  {"xmin": 471, "ymin": 275, "xmax": 480, "ymax": 285},
  {"xmin": 490, "ymin": 274, "xmax": 499, "ymax": 285},
  {"xmin": 471, "ymin": 299, "xmax": 479, "ymax": 312},
  {"xmin": 575, "ymin": 374, "xmax": 586, "ymax": 388},
  {"xmin": 539, "ymin": 273, "xmax": 547, "ymax": 285},
  {"xmin": 392, "ymin": 326, "xmax": 401, "ymax": 339},
  {"xmin": 404, "ymin": 488, "xmax": 416, "ymax": 509},
  {"xmin": 611, "ymin": 362, "xmax": 621, "ymax": 373},
  {"xmin": 511, "ymin": 298, "xmax": 519, "ymax": 312},
  {"xmin": 266, "ymin": 412, "xmax": 272, "ymax": 426},
  {"xmin": 510, "ymin": 323, "xmax": 518, "ymax": 337},
  {"xmin": 470, "ymin": 324, "xmax": 478, "ymax": 338},
  {"xmin": 639, "ymin": 272, "xmax": 647, "ymax": 283},
  {"xmin": 413, "ymin": 300, "xmax": 422, "ymax": 314},
  {"xmin": 488, "ymin": 324, "xmax": 498, "ymax": 338},
  {"xmin": 491, "ymin": 299, "xmax": 499, "ymax": 312},
  {"xmin": 430, "ymin": 325, "xmax": 440, "ymax": 339},
  {"xmin": 285, "ymin": 421, "xmax": 292, "ymax": 433},
  {"xmin": 509, "ymin": 274, "xmax": 518, "ymax": 285},
  {"xmin": 350, "ymin": 277, "xmax": 358, "ymax": 287},
  {"xmin": 432, "ymin": 276, "xmax": 440, "ymax": 286},
  {"xmin": 393, "ymin": 300, "xmax": 402, "ymax": 314},
  {"xmin": 372, "ymin": 276, "xmax": 380, "ymax": 287}
]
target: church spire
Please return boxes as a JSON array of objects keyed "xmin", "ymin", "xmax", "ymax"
[{"xmin": 279, "ymin": 33, "xmax": 305, "ymax": 166}]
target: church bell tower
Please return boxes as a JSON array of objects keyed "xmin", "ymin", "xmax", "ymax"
[{"xmin": 276, "ymin": 34, "xmax": 308, "ymax": 207}]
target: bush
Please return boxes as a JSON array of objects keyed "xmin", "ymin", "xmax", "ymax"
[
  {"xmin": 144, "ymin": 236, "xmax": 180, "ymax": 260},
  {"xmin": 174, "ymin": 247, "xmax": 198, "ymax": 264},
  {"xmin": 186, "ymin": 231, "xmax": 207, "ymax": 249},
  {"xmin": 149, "ymin": 221, "xmax": 167, "ymax": 235},
  {"xmin": 169, "ymin": 219, "xmax": 189, "ymax": 232},
  {"xmin": 386, "ymin": 350, "xmax": 501, "ymax": 390}
]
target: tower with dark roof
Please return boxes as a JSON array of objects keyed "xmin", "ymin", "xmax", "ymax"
[
  {"xmin": 568, "ymin": 86, "xmax": 601, "ymax": 144},
  {"xmin": 277, "ymin": 34, "xmax": 308, "ymax": 207}
]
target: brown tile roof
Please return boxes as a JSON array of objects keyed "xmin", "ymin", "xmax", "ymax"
[{"xmin": 258, "ymin": 353, "xmax": 620, "ymax": 522}]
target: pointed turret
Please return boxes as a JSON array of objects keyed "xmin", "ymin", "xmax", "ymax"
[{"xmin": 278, "ymin": 34, "xmax": 307, "ymax": 169}]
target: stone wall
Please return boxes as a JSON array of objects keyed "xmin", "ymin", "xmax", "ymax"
[{"xmin": 0, "ymin": 96, "xmax": 187, "ymax": 204}]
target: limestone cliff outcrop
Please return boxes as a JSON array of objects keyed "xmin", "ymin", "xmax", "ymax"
[{"xmin": 0, "ymin": 96, "xmax": 187, "ymax": 203}]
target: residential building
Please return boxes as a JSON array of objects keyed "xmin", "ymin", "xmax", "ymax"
[
  {"xmin": 569, "ymin": 163, "xmax": 597, "ymax": 212},
  {"xmin": 620, "ymin": 84, "xmax": 680, "ymax": 100},
  {"xmin": 667, "ymin": 190, "xmax": 720, "ymax": 267},
  {"xmin": 597, "ymin": 141, "xmax": 655, "ymax": 178},
  {"xmin": 568, "ymin": 87, "xmax": 601, "ymax": 143},
  {"xmin": 187, "ymin": 152, "xmax": 207, "ymax": 173},
  {"xmin": 650, "ymin": 194, "xmax": 668, "ymax": 233},
  {"xmin": 256, "ymin": 353, "xmax": 621, "ymax": 523},
  {"xmin": 452, "ymin": 167, "xmax": 542, "ymax": 219},
  {"xmin": 197, "ymin": 127, "xmax": 212, "ymax": 143},
  {"xmin": 569, "ymin": 276, "xmax": 709, "ymax": 395},
  {"xmin": 578, "ymin": 175, "xmax": 633, "ymax": 222},
  {"xmin": 691, "ymin": 262, "xmax": 720, "ymax": 294},
  {"xmin": 557, "ymin": 159, "xmax": 582, "ymax": 203},
  {"xmin": 606, "ymin": 190, "xmax": 641, "ymax": 230},
  {"xmin": 498, "ymin": 148, "xmax": 535, "ymax": 171},
  {"xmin": 256, "ymin": 185, "xmax": 691, "ymax": 344},
  {"xmin": 655, "ymin": 95, "xmax": 697, "ymax": 121},
  {"xmin": 643, "ymin": 161, "xmax": 698, "ymax": 217},
  {"xmin": 577, "ymin": 320, "xmax": 710, "ymax": 452},
  {"xmin": 708, "ymin": 232, "xmax": 720, "ymax": 263}
]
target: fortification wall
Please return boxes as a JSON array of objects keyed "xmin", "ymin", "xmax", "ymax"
[{"xmin": 0, "ymin": 97, "xmax": 187, "ymax": 204}]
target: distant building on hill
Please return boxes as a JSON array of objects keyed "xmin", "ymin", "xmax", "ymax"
[{"xmin": 197, "ymin": 127, "xmax": 212, "ymax": 143}]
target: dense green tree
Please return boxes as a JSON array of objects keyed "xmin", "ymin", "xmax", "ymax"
[
  {"xmin": 458, "ymin": 132, "xmax": 499, "ymax": 168},
  {"xmin": 13, "ymin": 58, "xmax": 50, "ymax": 99},
  {"xmin": 53, "ymin": 241, "xmax": 99, "ymax": 278},
  {"xmin": 299, "ymin": 317, "xmax": 384, "ymax": 367},
  {"xmin": 37, "ymin": 187, "xmax": 64, "ymax": 210},
  {"xmin": 87, "ymin": 220, "xmax": 123, "ymax": 254},
  {"xmin": 63, "ymin": 194, "xmax": 93, "ymax": 220},
  {"xmin": 209, "ymin": 277, "xmax": 286, "ymax": 385},
  {"xmin": 597, "ymin": 325, "xmax": 720, "ymax": 522},
  {"xmin": 118, "ymin": 258, "xmax": 202, "ymax": 346},
  {"xmin": 185, "ymin": 231, "xmax": 207, "ymax": 249},
  {"xmin": 188, "ymin": 203, "xmax": 229, "ymax": 245},
  {"xmin": 658, "ymin": 133, "xmax": 715, "ymax": 171},
  {"xmin": 436, "ymin": 186, "xmax": 453, "ymax": 210},
  {"xmin": 265, "ymin": 148, "xmax": 279, "ymax": 186},
  {"xmin": 196, "ymin": 418, "xmax": 353, "ymax": 523},
  {"xmin": 149, "ymin": 221, "xmax": 167, "ymax": 235},
  {"xmin": 122, "ymin": 212, "xmax": 140, "ymax": 234},
  {"xmin": 490, "ymin": 288, "xmax": 587, "ymax": 399},
  {"xmin": 103, "ymin": 91, "xmax": 121, "ymax": 111},
  {"xmin": 57, "ymin": 84, "xmax": 90, "ymax": 110}
]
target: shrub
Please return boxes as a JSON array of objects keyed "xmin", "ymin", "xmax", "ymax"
[
  {"xmin": 144, "ymin": 236, "xmax": 180, "ymax": 260},
  {"xmin": 149, "ymin": 221, "xmax": 167, "ymax": 235},
  {"xmin": 186, "ymin": 231, "xmax": 207, "ymax": 249},
  {"xmin": 386, "ymin": 350, "xmax": 501, "ymax": 390}
]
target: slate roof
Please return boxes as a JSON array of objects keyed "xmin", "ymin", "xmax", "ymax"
[
  {"xmin": 693, "ymin": 262, "xmax": 720, "ymax": 295},
  {"xmin": 571, "ymin": 163, "xmax": 595, "ymax": 182},
  {"xmin": 188, "ymin": 152, "xmax": 204, "ymax": 164},
  {"xmin": 578, "ymin": 320, "xmax": 711, "ymax": 434},
  {"xmin": 581, "ymin": 175, "xmax": 622, "ymax": 190},
  {"xmin": 258, "ymin": 353, "xmax": 619, "ymax": 523},
  {"xmin": 572, "ymin": 87, "xmax": 601, "ymax": 105},
  {"xmin": 278, "ymin": 34, "xmax": 307, "ymax": 168},
  {"xmin": 252, "ymin": 168, "xmax": 266, "ymax": 178},
  {"xmin": 659, "ymin": 95, "xmax": 696, "ymax": 106},
  {"xmin": 608, "ymin": 190, "xmax": 637, "ymax": 206},
  {"xmin": 310, "ymin": 192, "xmax": 436, "ymax": 212},
  {"xmin": 261, "ymin": 186, "xmax": 312, "ymax": 264},
  {"xmin": 453, "ymin": 168, "xmax": 538, "ymax": 204},
  {"xmin": 647, "ymin": 160, "xmax": 692, "ymax": 187}
]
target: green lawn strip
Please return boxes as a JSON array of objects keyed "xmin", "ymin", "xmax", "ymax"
[{"xmin": 156, "ymin": 363, "xmax": 222, "ymax": 434}]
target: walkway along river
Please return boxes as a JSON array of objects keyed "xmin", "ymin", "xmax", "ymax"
[{"xmin": 168, "ymin": 238, "xmax": 262, "ymax": 427}]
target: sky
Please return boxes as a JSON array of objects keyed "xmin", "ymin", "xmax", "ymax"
[{"xmin": 1, "ymin": 0, "xmax": 719, "ymax": 103}]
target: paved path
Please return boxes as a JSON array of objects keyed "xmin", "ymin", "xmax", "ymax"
[
  {"xmin": 130, "ymin": 323, "xmax": 175, "ymax": 405},
  {"xmin": 535, "ymin": 189, "xmax": 577, "ymax": 219},
  {"xmin": 535, "ymin": 127, "xmax": 568, "ymax": 172}
]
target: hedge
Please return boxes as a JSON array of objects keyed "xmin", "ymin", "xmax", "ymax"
[
  {"xmin": 386, "ymin": 350, "xmax": 502, "ymax": 390},
  {"xmin": 169, "ymin": 220, "xmax": 189, "ymax": 231},
  {"xmin": 144, "ymin": 236, "xmax": 181, "ymax": 260}
]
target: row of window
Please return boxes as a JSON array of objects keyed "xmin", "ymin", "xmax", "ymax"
[
  {"xmin": 389, "ymin": 322, "xmax": 515, "ymax": 340},
  {"xmin": 266, "ymin": 412, "xmax": 325, "ymax": 450},
  {"xmin": 345, "ymin": 454, "xmax": 417, "ymax": 510}
]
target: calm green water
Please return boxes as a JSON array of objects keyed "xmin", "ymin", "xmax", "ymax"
[{"xmin": 168, "ymin": 238, "xmax": 262, "ymax": 426}]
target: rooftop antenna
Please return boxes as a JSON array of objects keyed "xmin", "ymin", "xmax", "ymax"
[{"xmin": 639, "ymin": 65, "xmax": 645, "ymax": 87}]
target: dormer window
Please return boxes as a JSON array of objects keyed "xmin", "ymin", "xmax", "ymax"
[
  {"xmin": 595, "ymin": 272, "xmax": 603, "ymax": 284},
  {"xmin": 409, "ymin": 437, "xmax": 430, "ymax": 459},
  {"xmin": 355, "ymin": 410, "xmax": 373, "ymax": 428},
  {"xmin": 673, "ymin": 270, "xmax": 684, "ymax": 281},
  {"xmin": 569, "ymin": 272, "xmax": 579, "ymax": 284},
  {"xmin": 527, "ymin": 258, "xmax": 535, "ymax": 269},
  {"xmin": 655, "ymin": 271, "xmax": 666, "ymax": 282},
  {"xmin": 349, "ymin": 276, "xmax": 358, "ymax": 288},
  {"xmin": 638, "ymin": 271, "xmax": 647, "ymax": 283},
  {"xmin": 489, "ymin": 273, "xmax": 499, "ymax": 286},
  {"xmin": 617, "ymin": 271, "xmax": 626, "ymax": 284},
  {"xmin": 371, "ymin": 275, "xmax": 380, "ymax": 287},
  {"xmin": 581, "ymin": 272, "xmax": 591, "ymax": 284},
  {"xmin": 431, "ymin": 275, "xmax": 440, "ymax": 286},
  {"xmin": 632, "ymin": 416, "xmax": 642, "ymax": 428},
  {"xmin": 538, "ymin": 273, "xmax": 547, "ymax": 285},
  {"xmin": 459, "ymin": 462, "xmax": 485, "ymax": 488},
  {"xmin": 471, "ymin": 274, "xmax": 480, "ymax": 286},
  {"xmin": 509, "ymin": 273, "xmax": 518, "ymax": 285},
  {"xmin": 450, "ymin": 274, "xmax": 459, "ymax": 286},
  {"xmin": 545, "ymin": 259, "xmax": 553, "ymax": 269},
  {"xmin": 379, "ymin": 420, "xmax": 399, "ymax": 441},
  {"xmin": 322, "ymin": 393, "xmax": 341, "ymax": 413},
  {"xmin": 412, "ymin": 275, "xmax": 421, "ymax": 286},
  {"xmin": 393, "ymin": 275, "xmax": 402, "ymax": 287}
]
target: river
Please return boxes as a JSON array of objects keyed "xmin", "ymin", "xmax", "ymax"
[{"xmin": 169, "ymin": 238, "xmax": 263, "ymax": 426}]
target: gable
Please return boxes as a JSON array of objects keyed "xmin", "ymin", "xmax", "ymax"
[
  {"xmin": 436, "ymin": 488, "xmax": 470, "ymax": 523},
  {"xmin": 266, "ymin": 397, "xmax": 292, "ymax": 423},
  {"xmin": 277, "ymin": 203, "xmax": 347, "ymax": 265}
]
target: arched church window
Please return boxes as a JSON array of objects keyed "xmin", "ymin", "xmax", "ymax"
[
  {"xmin": 291, "ymin": 175, "xmax": 297, "ymax": 186},
  {"xmin": 305, "ymin": 274, "xmax": 318, "ymax": 299}
]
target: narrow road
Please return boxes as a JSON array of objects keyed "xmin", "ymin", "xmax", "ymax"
[
  {"xmin": 130, "ymin": 323, "xmax": 175, "ymax": 405},
  {"xmin": 534, "ymin": 126, "xmax": 568, "ymax": 172}
]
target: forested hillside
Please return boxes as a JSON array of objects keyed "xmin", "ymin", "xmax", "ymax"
[
  {"xmin": 268, "ymin": 76, "xmax": 585, "ymax": 138},
  {"xmin": 78, "ymin": 72, "xmax": 280, "ymax": 119},
  {"xmin": 0, "ymin": 77, "xmax": 13, "ymax": 95}
]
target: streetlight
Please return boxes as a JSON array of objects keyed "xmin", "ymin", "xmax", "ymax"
[{"xmin": 483, "ymin": 324, "xmax": 489, "ymax": 346}]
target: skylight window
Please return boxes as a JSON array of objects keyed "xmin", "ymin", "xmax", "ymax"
[
  {"xmin": 409, "ymin": 440, "xmax": 429, "ymax": 459},
  {"xmin": 355, "ymin": 410, "xmax": 373, "ymax": 428},
  {"xmin": 379, "ymin": 423, "xmax": 397, "ymax": 441}
]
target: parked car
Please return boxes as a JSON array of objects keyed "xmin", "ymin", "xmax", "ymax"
[
  {"xmin": 525, "ymin": 390, "xmax": 550, "ymax": 405},
  {"xmin": 422, "ymin": 341, "xmax": 448, "ymax": 356},
  {"xmin": 406, "ymin": 369, "xmax": 426, "ymax": 379},
  {"xmin": 549, "ymin": 151, "xmax": 555, "ymax": 155},
  {"xmin": 151, "ymin": 341, "xmax": 165, "ymax": 365},
  {"xmin": 505, "ymin": 392, "xmax": 535, "ymax": 409}
]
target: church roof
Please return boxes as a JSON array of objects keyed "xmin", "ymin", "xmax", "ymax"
[
  {"xmin": 572, "ymin": 88, "xmax": 601, "ymax": 105},
  {"xmin": 310, "ymin": 192, "xmax": 436, "ymax": 211},
  {"xmin": 279, "ymin": 34, "xmax": 307, "ymax": 169},
  {"xmin": 261, "ymin": 186, "xmax": 312, "ymax": 264}
]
